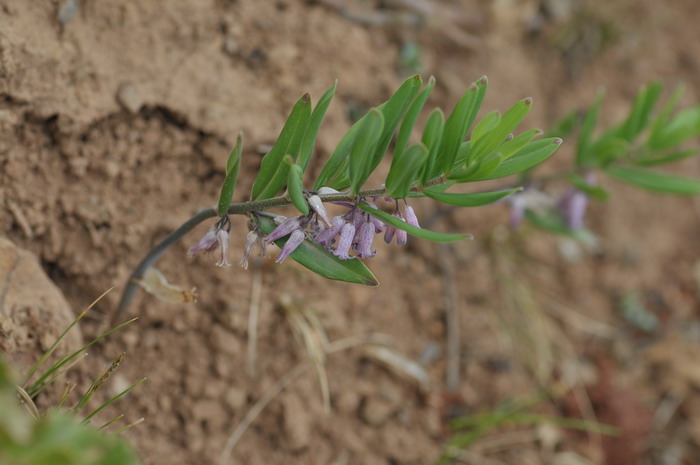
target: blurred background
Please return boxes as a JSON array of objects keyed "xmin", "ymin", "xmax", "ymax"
[{"xmin": 1, "ymin": 0, "xmax": 699, "ymax": 464}]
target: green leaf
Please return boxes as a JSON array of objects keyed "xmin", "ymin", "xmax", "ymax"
[
  {"xmin": 217, "ymin": 133, "xmax": 243, "ymax": 216},
  {"xmin": 256, "ymin": 215, "xmax": 379, "ymax": 286},
  {"xmin": 569, "ymin": 174, "xmax": 608, "ymax": 201},
  {"xmin": 349, "ymin": 109, "xmax": 385, "ymax": 195},
  {"xmin": 607, "ymin": 166, "xmax": 700, "ymax": 195},
  {"xmin": 576, "ymin": 89, "xmax": 605, "ymax": 167},
  {"xmin": 546, "ymin": 108, "xmax": 582, "ymax": 139},
  {"xmin": 477, "ymin": 138, "xmax": 562, "ymax": 180},
  {"xmin": 424, "ymin": 187, "xmax": 521, "ymax": 207},
  {"xmin": 647, "ymin": 107, "xmax": 700, "ymax": 151},
  {"xmin": 470, "ymin": 97, "xmax": 533, "ymax": 160},
  {"xmin": 385, "ymin": 143, "xmax": 429, "ymax": 199},
  {"xmin": 497, "ymin": 129, "xmax": 541, "ymax": 160},
  {"xmin": 649, "ymin": 85, "xmax": 684, "ymax": 138},
  {"xmin": 590, "ymin": 137, "xmax": 630, "ymax": 166},
  {"xmin": 394, "ymin": 76, "xmax": 436, "ymax": 162},
  {"xmin": 434, "ymin": 76, "xmax": 488, "ymax": 177},
  {"xmin": 251, "ymin": 94, "xmax": 312, "ymax": 200},
  {"xmin": 469, "ymin": 110, "xmax": 501, "ymax": 146},
  {"xmin": 313, "ymin": 115, "xmax": 365, "ymax": 190},
  {"xmin": 633, "ymin": 149, "xmax": 698, "ymax": 166},
  {"xmin": 620, "ymin": 82, "xmax": 663, "ymax": 141},
  {"xmin": 299, "ymin": 81, "xmax": 337, "ymax": 171},
  {"xmin": 368, "ymin": 74, "xmax": 422, "ymax": 174},
  {"xmin": 463, "ymin": 152, "xmax": 503, "ymax": 181},
  {"xmin": 419, "ymin": 108, "xmax": 445, "ymax": 184},
  {"xmin": 286, "ymin": 156, "xmax": 309, "ymax": 214},
  {"xmin": 358, "ymin": 203, "xmax": 470, "ymax": 242}
]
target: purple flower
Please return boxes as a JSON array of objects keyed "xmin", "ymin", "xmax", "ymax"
[
  {"xmin": 265, "ymin": 217, "xmax": 301, "ymax": 243},
  {"xmin": 188, "ymin": 217, "xmax": 231, "ymax": 267},
  {"xmin": 384, "ymin": 226, "xmax": 396, "ymax": 244},
  {"xmin": 240, "ymin": 230, "xmax": 263, "ymax": 270},
  {"xmin": 276, "ymin": 229, "xmax": 305, "ymax": 263},
  {"xmin": 188, "ymin": 229, "xmax": 218, "ymax": 256},
  {"xmin": 396, "ymin": 227, "xmax": 408, "ymax": 246},
  {"xmin": 215, "ymin": 229, "xmax": 231, "ymax": 267},
  {"xmin": 559, "ymin": 190, "xmax": 588, "ymax": 230},
  {"xmin": 314, "ymin": 215, "xmax": 345, "ymax": 247},
  {"xmin": 404, "ymin": 205, "xmax": 420, "ymax": 228},
  {"xmin": 333, "ymin": 223, "xmax": 355, "ymax": 260},
  {"xmin": 355, "ymin": 221, "xmax": 376, "ymax": 258}
]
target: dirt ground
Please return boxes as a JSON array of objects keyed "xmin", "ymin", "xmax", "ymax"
[{"xmin": 2, "ymin": 0, "xmax": 700, "ymax": 464}]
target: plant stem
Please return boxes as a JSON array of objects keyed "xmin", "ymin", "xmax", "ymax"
[{"xmin": 115, "ymin": 185, "xmax": 415, "ymax": 319}]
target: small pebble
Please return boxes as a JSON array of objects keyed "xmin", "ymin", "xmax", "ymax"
[
  {"xmin": 58, "ymin": 0, "xmax": 79, "ymax": 24},
  {"xmin": 117, "ymin": 83, "xmax": 144, "ymax": 114}
]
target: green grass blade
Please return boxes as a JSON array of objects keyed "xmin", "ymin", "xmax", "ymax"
[{"xmin": 82, "ymin": 377, "xmax": 147, "ymax": 424}]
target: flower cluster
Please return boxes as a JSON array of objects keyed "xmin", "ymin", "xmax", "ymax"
[
  {"xmin": 258, "ymin": 193, "xmax": 421, "ymax": 264},
  {"xmin": 508, "ymin": 173, "xmax": 596, "ymax": 231},
  {"xmin": 187, "ymin": 215, "xmax": 231, "ymax": 267}
]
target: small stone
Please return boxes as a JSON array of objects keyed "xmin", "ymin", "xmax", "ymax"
[
  {"xmin": 224, "ymin": 388, "xmax": 247, "ymax": 410},
  {"xmin": 117, "ymin": 83, "xmax": 144, "ymax": 114},
  {"xmin": 359, "ymin": 394, "xmax": 396, "ymax": 426},
  {"xmin": 57, "ymin": 0, "xmax": 79, "ymax": 24},
  {"xmin": 223, "ymin": 35, "xmax": 240, "ymax": 56}
]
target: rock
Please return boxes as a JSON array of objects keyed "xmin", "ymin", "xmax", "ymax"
[
  {"xmin": 0, "ymin": 237, "xmax": 82, "ymax": 369},
  {"xmin": 57, "ymin": 0, "xmax": 79, "ymax": 24},
  {"xmin": 117, "ymin": 83, "xmax": 144, "ymax": 114}
]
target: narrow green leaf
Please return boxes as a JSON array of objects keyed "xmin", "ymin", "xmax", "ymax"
[
  {"xmin": 424, "ymin": 187, "xmax": 521, "ymax": 207},
  {"xmin": 419, "ymin": 108, "xmax": 445, "ymax": 184},
  {"xmin": 590, "ymin": 137, "xmax": 630, "ymax": 166},
  {"xmin": 368, "ymin": 75, "xmax": 422, "ymax": 174},
  {"xmin": 463, "ymin": 152, "xmax": 503, "ymax": 181},
  {"xmin": 358, "ymin": 203, "xmax": 470, "ymax": 242},
  {"xmin": 469, "ymin": 110, "xmax": 501, "ymax": 145},
  {"xmin": 647, "ymin": 106, "xmax": 700, "ymax": 151},
  {"xmin": 385, "ymin": 143, "xmax": 429, "ymax": 199},
  {"xmin": 286, "ymin": 156, "xmax": 309, "ymax": 214},
  {"xmin": 470, "ymin": 97, "xmax": 533, "ymax": 160},
  {"xmin": 451, "ymin": 141, "xmax": 471, "ymax": 170},
  {"xmin": 217, "ymin": 133, "xmax": 244, "ymax": 216},
  {"xmin": 607, "ymin": 166, "xmax": 700, "ymax": 195},
  {"xmin": 649, "ymin": 85, "xmax": 684, "ymax": 140},
  {"xmin": 497, "ymin": 129, "xmax": 541, "ymax": 160},
  {"xmin": 477, "ymin": 138, "xmax": 562, "ymax": 181},
  {"xmin": 435, "ymin": 76, "xmax": 488, "ymax": 177},
  {"xmin": 313, "ymin": 115, "xmax": 365, "ymax": 190},
  {"xmin": 256, "ymin": 215, "xmax": 379, "ymax": 286},
  {"xmin": 633, "ymin": 149, "xmax": 698, "ymax": 166},
  {"xmin": 299, "ymin": 81, "xmax": 337, "ymax": 171},
  {"xmin": 621, "ymin": 82, "xmax": 663, "ymax": 141},
  {"xmin": 394, "ymin": 76, "xmax": 436, "ymax": 161},
  {"xmin": 251, "ymin": 94, "xmax": 312, "ymax": 200},
  {"xmin": 569, "ymin": 174, "xmax": 608, "ymax": 201},
  {"xmin": 546, "ymin": 108, "xmax": 582, "ymax": 139},
  {"xmin": 349, "ymin": 109, "xmax": 385, "ymax": 195},
  {"xmin": 446, "ymin": 158, "xmax": 481, "ymax": 182},
  {"xmin": 576, "ymin": 89, "xmax": 605, "ymax": 167}
]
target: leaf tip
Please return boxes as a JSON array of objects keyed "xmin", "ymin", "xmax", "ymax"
[
  {"xmin": 301, "ymin": 92, "xmax": 311, "ymax": 103},
  {"xmin": 553, "ymin": 138, "xmax": 564, "ymax": 145},
  {"xmin": 524, "ymin": 97, "xmax": 533, "ymax": 106},
  {"xmin": 478, "ymin": 75, "xmax": 488, "ymax": 85}
]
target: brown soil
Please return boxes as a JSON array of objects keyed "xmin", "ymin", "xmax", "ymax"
[{"xmin": 2, "ymin": 0, "xmax": 700, "ymax": 464}]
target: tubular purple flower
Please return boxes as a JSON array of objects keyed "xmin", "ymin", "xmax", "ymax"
[
  {"xmin": 404, "ymin": 205, "xmax": 420, "ymax": 228},
  {"xmin": 314, "ymin": 215, "xmax": 345, "ymax": 246},
  {"xmin": 276, "ymin": 229, "xmax": 305, "ymax": 263},
  {"xmin": 559, "ymin": 189, "xmax": 588, "ymax": 230},
  {"xmin": 239, "ymin": 230, "xmax": 260, "ymax": 270},
  {"xmin": 188, "ymin": 229, "xmax": 218, "ymax": 256},
  {"xmin": 396, "ymin": 228, "xmax": 408, "ymax": 246},
  {"xmin": 307, "ymin": 195, "xmax": 332, "ymax": 227},
  {"xmin": 215, "ymin": 229, "xmax": 231, "ymax": 267},
  {"xmin": 265, "ymin": 217, "xmax": 301, "ymax": 243},
  {"xmin": 508, "ymin": 194, "xmax": 527, "ymax": 230},
  {"xmin": 355, "ymin": 221, "xmax": 376, "ymax": 258},
  {"xmin": 384, "ymin": 226, "xmax": 396, "ymax": 244},
  {"xmin": 333, "ymin": 223, "xmax": 355, "ymax": 260},
  {"xmin": 364, "ymin": 201, "xmax": 385, "ymax": 232}
]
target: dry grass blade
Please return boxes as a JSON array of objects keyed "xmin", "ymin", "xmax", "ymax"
[
  {"xmin": 364, "ymin": 345, "xmax": 430, "ymax": 391},
  {"xmin": 115, "ymin": 417, "xmax": 145, "ymax": 434},
  {"xmin": 281, "ymin": 297, "xmax": 331, "ymax": 412},
  {"xmin": 247, "ymin": 269, "xmax": 263, "ymax": 377},
  {"xmin": 57, "ymin": 381, "xmax": 76, "ymax": 409},
  {"xmin": 15, "ymin": 385, "xmax": 39, "ymax": 420},
  {"xmin": 219, "ymin": 362, "xmax": 310, "ymax": 465},
  {"xmin": 99, "ymin": 413, "xmax": 125, "ymax": 431}
]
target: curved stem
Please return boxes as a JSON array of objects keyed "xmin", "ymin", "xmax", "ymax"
[{"xmin": 115, "ymin": 177, "xmax": 446, "ymax": 319}]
